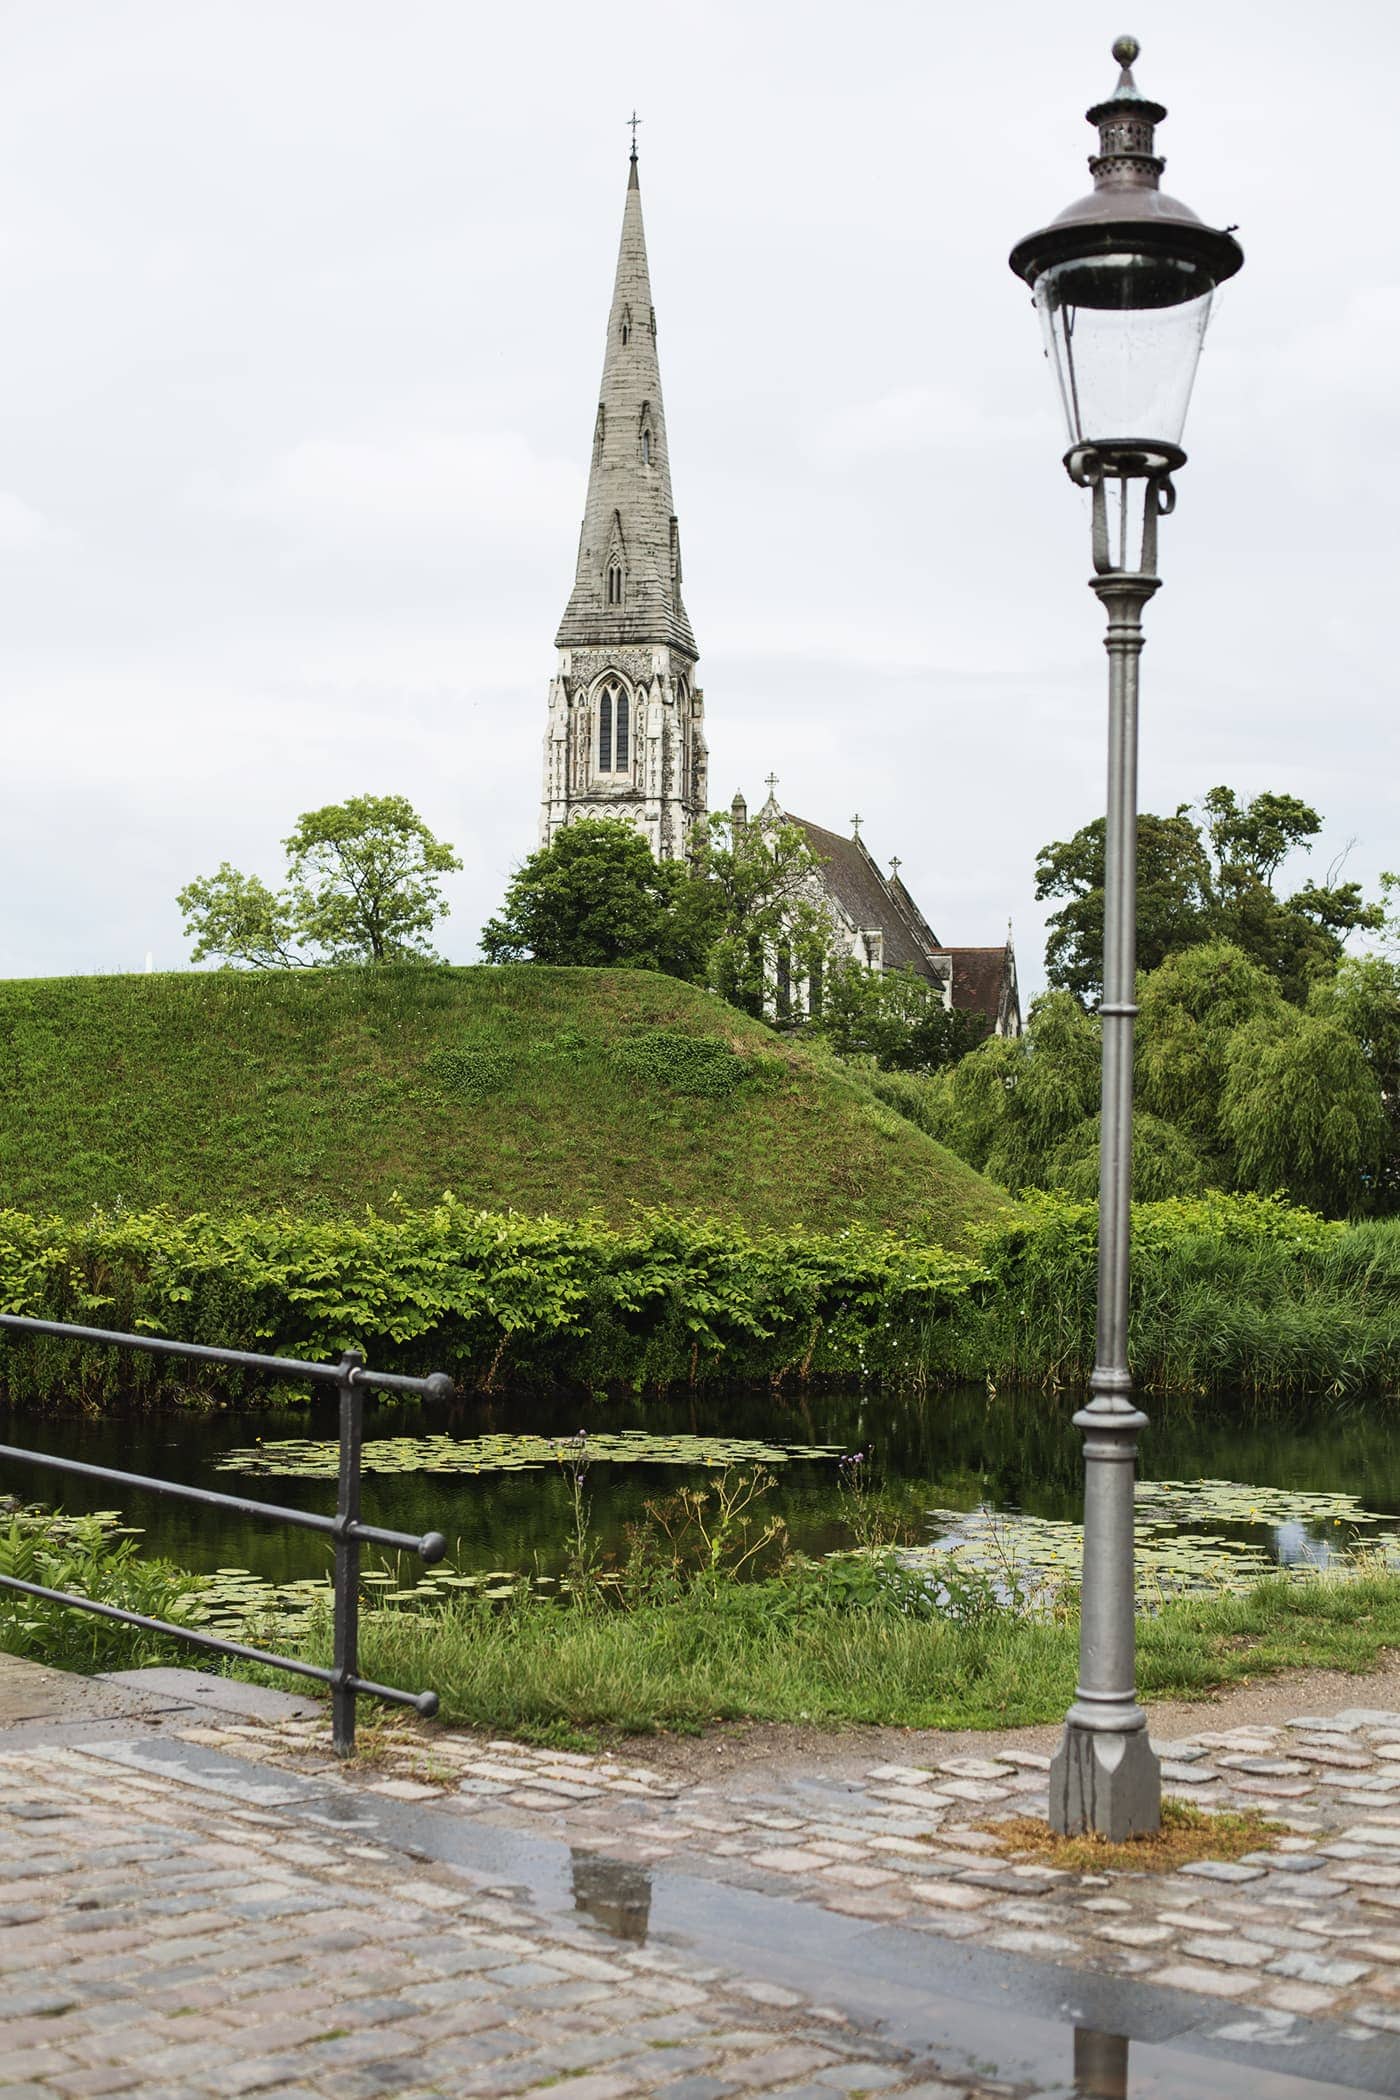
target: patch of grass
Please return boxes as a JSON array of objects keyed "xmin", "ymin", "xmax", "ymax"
[
  {"xmin": 277, "ymin": 1568, "xmax": 1400, "ymax": 1739},
  {"xmin": 985, "ymin": 1797, "xmax": 1286, "ymax": 1874},
  {"xmin": 0, "ymin": 965, "xmax": 1004, "ymax": 1243}
]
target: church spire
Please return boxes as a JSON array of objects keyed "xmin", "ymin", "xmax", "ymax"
[
  {"xmin": 540, "ymin": 143, "xmax": 707, "ymax": 864},
  {"xmin": 555, "ymin": 147, "xmax": 695, "ymax": 657}
]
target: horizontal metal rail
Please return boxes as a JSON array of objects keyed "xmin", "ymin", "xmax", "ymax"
[
  {"xmin": 0, "ymin": 1443, "xmax": 446, "ymax": 1561},
  {"xmin": 0, "ymin": 1313, "xmax": 455, "ymax": 1400},
  {"xmin": 0, "ymin": 1310, "xmax": 457, "ymax": 1752},
  {"xmin": 0, "ymin": 1574, "xmax": 438, "ymax": 1717}
]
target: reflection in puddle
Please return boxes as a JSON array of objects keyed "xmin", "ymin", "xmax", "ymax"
[
  {"xmin": 571, "ymin": 1848, "xmax": 652, "ymax": 1942},
  {"xmin": 1075, "ymin": 2028, "xmax": 1128, "ymax": 2097}
]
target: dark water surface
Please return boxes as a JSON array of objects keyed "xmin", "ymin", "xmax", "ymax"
[{"xmin": 6, "ymin": 1384, "xmax": 1400, "ymax": 1588}]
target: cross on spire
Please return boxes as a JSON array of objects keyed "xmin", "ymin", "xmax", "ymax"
[
  {"xmin": 850, "ymin": 812, "xmax": 864, "ymax": 837},
  {"xmin": 889, "ymin": 856, "xmax": 902, "ymax": 878},
  {"xmin": 764, "ymin": 772, "xmax": 779, "ymax": 794},
  {"xmin": 628, "ymin": 110, "xmax": 642, "ymax": 162}
]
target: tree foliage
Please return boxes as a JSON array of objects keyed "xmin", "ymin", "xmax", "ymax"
[
  {"xmin": 479, "ymin": 812, "xmax": 834, "ymax": 1016},
  {"xmin": 1036, "ymin": 787, "xmax": 1381, "ymax": 1006},
  {"xmin": 927, "ymin": 942, "xmax": 1386, "ymax": 1217},
  {"xmin": 480, "ymin": 819, "xmax": 711, "ymax": 977},
  {"xmin": 809, "ymin": 963, "xmax": 988, "ymax": 1074},
  {"xmin": 179, "ymin": 796, "xmax": 461, "ymax": 968},
  {"xmin": 691, "ymin": 812, "xmax": 833, "ymax": 1018}
]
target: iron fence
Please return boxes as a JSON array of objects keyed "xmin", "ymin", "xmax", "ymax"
[{"xmin": 0, "ymin": 1312, "xmax": 455, "ymax": 1754}]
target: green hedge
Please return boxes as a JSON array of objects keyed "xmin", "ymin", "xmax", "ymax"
[
  {"xmin": 0, "ymin": 1198, "xmax": 980, "ymax": 1406},
  {"xmin": 2, "ymin": 1191, "xmax": 1397, "ymax": 1409}
]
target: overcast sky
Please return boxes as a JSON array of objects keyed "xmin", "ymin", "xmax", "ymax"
[{"xmin": 2, "ymin": 0, "xmax": 1395, "ymax": 994}]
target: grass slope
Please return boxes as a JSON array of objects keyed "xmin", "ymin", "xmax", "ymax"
[{"xmin": 0, "ymin": 966, "xmax": 1005, "ymax": 1241}]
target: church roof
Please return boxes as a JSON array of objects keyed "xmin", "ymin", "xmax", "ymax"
[
  {"xmin": 782, "ymin": 805, "xmax": 1020, "ymax": 1033},
  {"xmin": 786, "ymin": 813, "xmax": 944, "ymax": 979},
  {"xmin": 555, "ymin": 153, "xmax": 697, "ymax": 658},
  {"xmin": 940, "ymin": 947, "xmax": 1019, "ymax": 1029}
]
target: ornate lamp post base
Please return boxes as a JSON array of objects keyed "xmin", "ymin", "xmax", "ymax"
[
  {"xmin": 1048, "ymin": 1396, "xmax": 1161, "ymax": 1838},
  {"xmin": 1051, "ymin": 1717, "xmax": 1161, "ymax": 1842}
]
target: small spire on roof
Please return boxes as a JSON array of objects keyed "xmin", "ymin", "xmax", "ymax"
[{"xmin": 628, "ymin": 109, "xmax": 642, "ymax": 186}]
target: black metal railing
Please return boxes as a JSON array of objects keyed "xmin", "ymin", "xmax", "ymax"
[{"xmin": 0, "ymin": 1312, "xmax": 455, "ymax": 1755}]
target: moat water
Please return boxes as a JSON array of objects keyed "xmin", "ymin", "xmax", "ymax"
[{"xmin": 8, "ymin": 1383, "xmax": 1400, "ymax": 1592}]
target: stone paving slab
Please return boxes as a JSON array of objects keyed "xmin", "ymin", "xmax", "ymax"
[{"xmin": 97, "ymin": 1668, "xmax": 321, "ymax": 1723}]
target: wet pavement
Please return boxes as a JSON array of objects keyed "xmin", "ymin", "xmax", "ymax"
[{"xmin": 3, "ymin": 1656, "xmax": 1400, "ymax": 2096}]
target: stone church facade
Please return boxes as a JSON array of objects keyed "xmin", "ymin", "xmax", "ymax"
[{"xmin": 540, "ymin": 151, "xmax": 1018, "ymax": 1040}]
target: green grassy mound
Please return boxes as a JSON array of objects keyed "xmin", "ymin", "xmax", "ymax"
[{"xmin": 0, "ymin": 966, "xmax": 1005, "ymax": 1241}]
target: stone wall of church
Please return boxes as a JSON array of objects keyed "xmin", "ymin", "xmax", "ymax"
[{"xmin": 540, "ymin": 643, "xmax": 707, "ymax": 862}]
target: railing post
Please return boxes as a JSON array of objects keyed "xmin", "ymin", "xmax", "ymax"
[{"xmin": 332, "ymin": 1348, "xmax": 366, "ymax": 1757}]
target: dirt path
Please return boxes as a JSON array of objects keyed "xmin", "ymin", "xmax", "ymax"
[{"xmin": 630, "ymin": 1652, "xmax": 1400, "ymax": 1784}]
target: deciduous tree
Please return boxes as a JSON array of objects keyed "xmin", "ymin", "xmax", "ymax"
[
  {"xmin": 479, "ymin": 818, "xmax": 712, "ymax": 977},
  {"xmin": 1036, "ymin": 788, "xmax": 1381, "ymax": 1006},
  {"xmin": 179, "ymin": 795, "xmax": 461, "ymax": 968}
]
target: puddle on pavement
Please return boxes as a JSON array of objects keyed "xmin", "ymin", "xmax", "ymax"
[{"xmin": 570, "ymin": 1847, "xmax": 651, "ymax": 1942}]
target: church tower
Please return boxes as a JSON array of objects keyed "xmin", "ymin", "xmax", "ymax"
[{"xmin": 540, "ymin": 143, "xmax": 707, "ymax": 859}]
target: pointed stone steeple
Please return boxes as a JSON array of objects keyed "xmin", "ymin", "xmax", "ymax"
[
  {"xmin": 540, "ymin": 147, "xmax": 707, "ymax": 862},
  {"xmin": 555, "ymin": 150, "xmax": 695, "ymax": 654}
]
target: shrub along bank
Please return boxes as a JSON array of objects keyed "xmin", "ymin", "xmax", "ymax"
[{"xmin": 2, "ymin": 1191, "xmax": 1398, "ymax": 1409}]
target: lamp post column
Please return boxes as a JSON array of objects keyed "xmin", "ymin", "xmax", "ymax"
[
  {"xmin": 1049, "ymin": 492, "xmax": 1162, "ymax": 1839},
  {"xmin": 1009, "ymin": 33, "xmax": 1242, "ymax": 1840}
]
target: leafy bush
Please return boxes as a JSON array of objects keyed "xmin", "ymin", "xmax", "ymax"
[
  {"xmin": 0, "ymin": 1198, "xmax": 982, "ymax": 1405},
  {"xmin": 612, "ymin": 1030, "xmax": 748, "ymax": 1098},
  {"xmin": 1, "ymin": 1190, "xmax": 1396, "ymax": 1406},
  {"xmin": 0, "ymin": 1510, "xmax": 204, "ymax": 1672},
  {"xmin": 426, "ymin": 1045, "xmax": 513, "ymax": 1098}
]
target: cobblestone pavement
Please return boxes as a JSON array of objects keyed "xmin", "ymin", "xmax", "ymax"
[
  {"xmin": 184, "ymin": 1702, "xmax": 1400, "ymax": 2040},
  {"xmin": 8, "ymin": 1669, "xmax": 1400, "ymax": 2096},
  {"xmin": 1, "ymin": 1736, "xmax": 1005, "ymax": 2100}
]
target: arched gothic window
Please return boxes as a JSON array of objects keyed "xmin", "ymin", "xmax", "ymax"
[
  {"xmin": 606, "ymin": 562, "xmax": 623, "ymax": 606},
  {"xmin": 596, "ymin": 680, "xmax": 629, "ymax": 775}
]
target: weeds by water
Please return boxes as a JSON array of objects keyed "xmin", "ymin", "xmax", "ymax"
[
  {"xmin": 259, "ymin": 1465, "xmax": 1400, "ymax": 1739},
  {"xmin": 0, "ymin": 1507, "xmax": 202, "ymax": 1673}
]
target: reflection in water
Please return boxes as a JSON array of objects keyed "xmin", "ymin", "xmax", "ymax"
[
  {"xmin": 571, "ymin": 1847, "xmax": 652, "ymax": 1942},
  {"xmin": 1075, "ymin": 2027, "xmax": 1128, "ymax": 2098},
  {"xmin": 1274, "ymin": 1519, "xmax": 1335, "ymax": 1568}
]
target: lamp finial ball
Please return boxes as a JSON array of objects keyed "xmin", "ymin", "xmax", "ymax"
[{"xmin": 1112, "ymin": 33, "xmax": 1140, "ymax": 66}]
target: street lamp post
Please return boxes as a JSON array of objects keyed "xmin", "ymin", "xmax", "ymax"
[{"xmin": 1009, "ymin": 38, "xmax": 1243, "ymax": 1838}]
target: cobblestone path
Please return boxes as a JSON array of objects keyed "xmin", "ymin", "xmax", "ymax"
[
  {"xmin": 6, "ymin": 1658, "xmax": 1400, "ymax": 2095},
  {"xmin": 195, "ymin": 1702, "xmax": 1400, "ymax": 2037},
  {"xmin": 0, "ymin": 1736, "xmax": 993, "ymax": 2100}
]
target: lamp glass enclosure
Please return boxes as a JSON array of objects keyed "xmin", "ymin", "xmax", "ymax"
[{"xmin": 1033, "ymin": 252, "xmax": 1215, "ymax": 458}]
